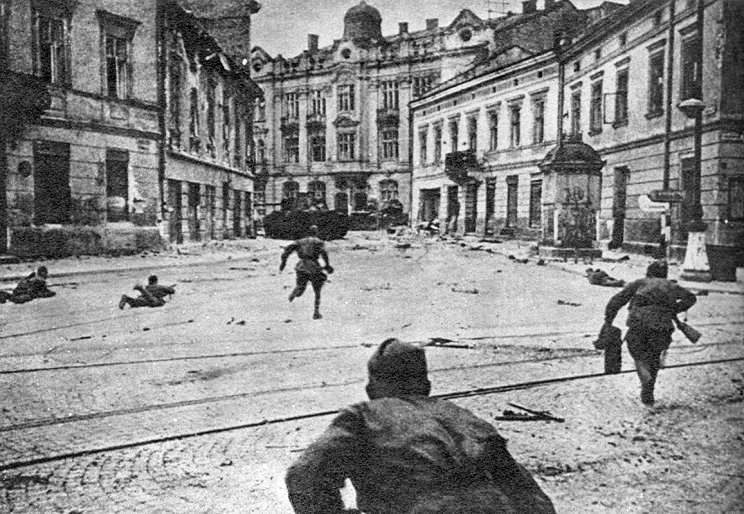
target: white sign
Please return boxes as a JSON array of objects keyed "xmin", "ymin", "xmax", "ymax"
[{"xmin": 639, "ymin": 194, "xmax": 669, "ymax": 213}]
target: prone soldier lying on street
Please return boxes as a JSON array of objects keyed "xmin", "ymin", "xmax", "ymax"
[
  {"xmin": 118, "ymin": 275, "xmax": 175, "ymax": 309},
  {"xmin": 0, "ymin": 266, "xmax": 56, "ymax": 304},
  {"xmin": 603, "ymin": 260, "xmax": 697, "ymax": 405},
  {"xmin": 285, "ymin": 338, "xmax": 556, "ymax": 514},
  {"xmin": 586, "ymin": 268, "xmax": 625, "ymax": 287}
]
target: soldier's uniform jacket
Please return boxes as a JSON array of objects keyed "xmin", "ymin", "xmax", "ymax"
[
  {"xmin": 145, "ymin": 284, "xmax": 175, "ymax": 300},
  {"xmin": 285, "ymin": 395, "xmax": 555, "ymax": 514},
  {"xmin": 283, "ymin": 236, "xmax": 326, "ymax": 275},
  {"xmin": 605, "ymin": 277, "xmax": 697, "ymax": 331},
  {"xmin": 13, "ymin": 272, "xmax": 50, "ymax": 297}
]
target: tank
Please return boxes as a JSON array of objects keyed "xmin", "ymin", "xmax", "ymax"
[{"xmin": 263, "ymin": 202, "xmax": 350, "ymax": 241}]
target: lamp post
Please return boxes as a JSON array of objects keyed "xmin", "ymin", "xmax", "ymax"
[{"xmin": 677, "ymin": 0, "xmax": 711, "ymax": 282}]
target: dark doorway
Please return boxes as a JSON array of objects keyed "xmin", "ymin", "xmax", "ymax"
[
  {"xmin": 167, "ymin": 179, "xmax": 182, "ymax": 243},
  {"xmin": 506, "ymin": 175, "xmax": 518, "ymax": 227},
  {"xmin": 464, "ymin": 181, "xmax": 478, "ymax": 233},
  {"xmin": 611, "ymin": 166, "xmax": 628, "ymax": 249},
  {"xmin": 34, "ymin": 141, "xmax": 71, "ymax": 224},
  {"xmin": 485, "ymin": 178, "xmax": 496, "ymax": 235},
  {"xmin": 205, "ymin": 185, "xmax": 216, "ymax": 240},
  {"xmin": 335, "ymin": 192, "xmax": 348, "ymax": 212},
  {"xmin": 222, "ymin": 182, "xmax": 231, "ymax": 238},
  {"xmin": 233, "ymin": 190, "xmax": 242, "ymax": 237},
  {"xmin": 188, "ymin": 182, "xmax": 200, "ymax": 241},
  {"xmin": 106, "ymin": 149, "xmax": 129, "ymax": 222}
]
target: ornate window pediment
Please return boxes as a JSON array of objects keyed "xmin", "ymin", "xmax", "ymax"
[{"xmin": 333, "ymin": 115, "xmax": 359, "ymax": 128}]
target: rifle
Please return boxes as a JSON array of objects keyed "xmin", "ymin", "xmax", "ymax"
[{"xmin": 674, "ymin": 316, "xmax": 701, "ymax": 344}]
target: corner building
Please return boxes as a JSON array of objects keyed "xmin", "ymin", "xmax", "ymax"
[{"xmin": 250, "ymin": 1, "xmax": 507, "ymax": 219}]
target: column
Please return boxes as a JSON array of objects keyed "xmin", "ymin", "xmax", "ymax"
[
  {"xmin": 298, "ymin": 87, "xmax": 309, "ymax": 165},
  {"xmin": 367, "ymin": 80, "xmax": 379, "ymax": 166}
]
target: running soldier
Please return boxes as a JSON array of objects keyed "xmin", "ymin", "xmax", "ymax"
[
  {"xmin": 603, "ymin": 260, "xmax": 697, "ymax": 405},
  {"xmin": 0, "ymin": 266, "xmax": 56, "ymax": 304},
  {"xmin": 279, "ymin": 225, "xmax": 333, "ymax": 320},
  {"xmin": 118, "ymin": 275, "xmax": 175, "ymax": 309},
  {"xmin": 286, "ymin": 338, "xmax": 556, "ymax": 514}
]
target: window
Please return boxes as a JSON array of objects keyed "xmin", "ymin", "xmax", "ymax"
[
  {"xmin": 506, "ymin": 175, "xmax": 518, "ymax": 227},
  {"xmin": 284, "ymin": 134, "xmax": 299, "ymax": 163},
  {"xmin": 206, "ymin": 79, "xmax": 216, "ymax": 154},
  {"xmin": 98, "ymin": 11, "xmax": 139, "ymax": 99},
  {"xmin": 434, "ymin": 125, "xmax": 442, "ymax": 163},
  {"xmin": 282, "ymin": 181, "xmax": 299, "ymax": 209},
  {"xmin": 529, "ymin": 180, "xmax": 542, "ymax": 228},
  {"xmin": 35, "ymin": 11, "xmax": 67, "ymax": 84},
  {"xmin": 256, "ymin": 139, "xmax": 265, "ymax": 164},
  {"xmin": 338, "ymin": 132, "xmax": 355, "ymax": 160},
  {"xmin": 308, "ymin": 181, "xmax": 326, "ymax": 206},
  {"xmin": 652, "ymin": 10, "xmax": 663, "ymax": 27},
  {"xmin": 310, "ymin": 90, "xmax": 326, "ymax": 117},
  {"xmin": 488, "ymin": 111, "xmax": 498, "ymax": 150},
  {"xmin": 615, "ymin": 69, "xmax": 629, "ymax": 126},
  {"xmin": 310, "ymin": 132, "xmax": 326, "ymax": 161},
  {"xmin": 533, "ymin": 97, "xmax": 545, "ymax": 144},
  {"xmin": 168, "ymin": 56, "xmax": 182, "ymax": 147},
  {"xmin": 380, "ymin": 180, "xmax": 399, "ymax": 202},
  {"xmin": 648, "ymin": 51, "xmax": 665, "ymax": 115},
  {"xmin": 106, "ymin": 149, "xmax": 129, "ymax": 222},
  {"xmin": 381, "ymin": 128, "xmax": 399, "ymax": 159},
  {"xmin": 680, "ymin": 34, "xmax": 701, "ymax": 101},
  {"xmin": 381, "ymin": 80, "xmax": 399, "ymax": 110},
  {"xmin": 285, "ymin": 92, "xmax": 299, "ymax": 119},
  {"xmin": 338, "ymin": 84, "xmax": 355, "ymax": 112},
  {"xmin": 419, "ymin": 129, "xmax": 428, "ymax": 164},
  {"xmin": 223, "ymin": 91, "xmax": 231, "ymax": 158},
  {"xmin": 570, "ymin": 90, "xmax": 581, "ymax": 136},
  {"xmin": 34, "ymin": 141, "xmax": 71, "ymax": 224},
  {"xmin": 234, "ymin": 107, "xmax": 242, "ymax": 168},
  {"xmin": 594, "ymin": 48, "xmax": 602, "ymax": 62},
  {"xmin": 509, "ymin": 104, "xmax": 521, "ymax": 147},
  {"xmin": 619, "ymin": 32, "xmax": 627, "ymax": 47},
  {"xmin": 255, "ymin": 98, "xmax": 266, "ymax": 121},
  {"xmin": 590, "ymin": 81, "xmax": 603, "ymax": 134},
  {"xmin": 449, "ymin": 120, "xmax": 459, "ymax": 152},
  {"xmin": 729, "ymin": 177, "xmax": 744, "ymax": 221},
  {"xmin": 573, "ymin": 60, "xmax": 580, "ymax": 73},
  {"xmin": 467, "ymin": 116, "xmax": 477, "ymax": 152},
  {"xmin": 189, "ymin": 88, "xmax": 200, "ymax": 151},
  {"xmin": 413, "ymin": 75, "xmax": 434, "ymax": 98}
]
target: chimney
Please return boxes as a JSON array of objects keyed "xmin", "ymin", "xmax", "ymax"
[
  {"xmin": 399, "ymin": 22, "xmax": 408, "ymax": 35},
  {"xmin": 522, "ymin": 0, "xmax": 537, "ymax": 13},
  {"xmin": 426, "ymin": 18, "xmax": 438, "ymax": 30},
  {"xmin": 308, "ymin": 34, "xmax": 319, "ymax": 53}
]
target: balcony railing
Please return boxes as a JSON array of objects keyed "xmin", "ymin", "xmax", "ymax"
[{"xmin": 376, "ymin": 107, "xmax": 400, "ymax": 126}]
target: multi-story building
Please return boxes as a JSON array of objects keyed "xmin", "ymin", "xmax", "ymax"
[
  {"xmin": 411, "ymin": 0, "xmax": 743, "ymax": 278},
  {"xmin": 560, "ymin": 0, "xmax": 743, "ymax": 275},
  {"xmin": 411, "ymin": 0, "xmax": 599, "ymax": 237},
  {"xmin": 0, "ymin": 0, "xmax": 261, "ymax": 257},
  {"xmin": 249, "ymin": 1, "xmax": 516, "ymax": 219},
  {"xmin": 162, "ymin": 0, "xmax": 261, "ymax": 243}
]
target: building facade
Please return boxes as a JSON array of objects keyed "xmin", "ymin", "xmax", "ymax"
[
  {"xmin": 250, "ymin": 1, "xmax": 511, "ymax": 220},
  {"xmin": 410, "ymin": 0, "xmax": 743, "ymax": 277},
  {"xmin": 163, "ymin": 1, "xmax": 261, "ymax": 244},
  {"xmin": 411, "ymin": 0, "xmax": 594, "ymax": 237},
  {"xmin": 0, "ymin": 0, "xmax": 261, "ymax": 257}
]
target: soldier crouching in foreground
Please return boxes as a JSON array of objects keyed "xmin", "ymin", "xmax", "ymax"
[
  {"xmin": 279, "ymin": 225, "xmax": 333, "ymax": 320},
  {"xmin": 118, "ymin": 275, "xmax": 175, "ymax": 309},
  {"xmin": 603, "ymin": 260, "xmax": 697, "ymax": 405},
  {"xmin": 0, "ymin": 266, "xmax": 56, "ymax": 304},
  {"xmin": 285, "ymin": 338, "xmax": 556, "ymax": 514}
]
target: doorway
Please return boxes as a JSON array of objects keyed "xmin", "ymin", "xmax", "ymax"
[
  {"xmin": 34, "ymin": 141, "xmax": 71, "ymax": 225},
  {"xmin": 233, "ymin": 190, "xmax": 242, "ymax": 237},
  {"xmin": 167, "ymin": 180, "xmax": 182, "ymax": 243},
  {"xmin": 611, "ymin": 166, "xmax": 628, "ymax": 249},
  {"xmin": 485, "ymin": 178, "xmax": 496, "ymax": 235},
  {"xmin": 188, "ymin": 182, "xmax": 200, "ymax": 241},
  {"xmin": 506, "ymin": 175, "xmax": 518, "ymax": 227},
  {"xmin": 464, "ymin": 181, "xmax": 478, "ymax": 233}
]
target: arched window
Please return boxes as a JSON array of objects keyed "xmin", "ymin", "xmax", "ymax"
[
  {"xmin": 307, "ymin": 180, "xmax": 326, "ymax": 207},
  {"xmin": 380, "ymin": 179, "xmax": 399, "ymax": 202},
  {"xmin": 282, "ymin": 180, "xmax": 300, "ymax": 210},
  {"xmin": 334, "ymin": 192, "xmax": 348, "ymax": 213}
]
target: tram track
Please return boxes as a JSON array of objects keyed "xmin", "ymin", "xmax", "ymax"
[
  {"xmin": 1, "ymin": 355, "xmax": 742, "ymax": 472},
  {"xmin": 1, "ymin": 318, "xmax": 742, "ymax": 374}
]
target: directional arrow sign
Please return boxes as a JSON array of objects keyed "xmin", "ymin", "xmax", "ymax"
[
  {"xmin": 639, "ymin": 194, "xmax": 669, "ymax": 213},
  {"xmin": 649, "ymin": 189, "xmax": 684, "ymax": 203}
]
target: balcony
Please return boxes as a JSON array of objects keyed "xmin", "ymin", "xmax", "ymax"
[
  {"xmin": 444, "ymin": 150, "xmax": 480, "ymax": 183},
  {"xmin": 306, "ymin": 112, "xmax": 326, "ymax": 130},
  {"xmin": 376, "ymin": 107, "xmax": 400, "ymax": 126},
  {"xmin": 280, "ymin": 116, "xmax": 299, "ymax": 134}
]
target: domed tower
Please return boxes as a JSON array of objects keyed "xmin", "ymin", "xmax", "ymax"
[{"xmin": 343, "ymin": 0, "xmax": 382, "ymax": 44}]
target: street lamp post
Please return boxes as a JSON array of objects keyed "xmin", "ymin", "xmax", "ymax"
[{"xmin": 678, "ymin": 0, "xmax": 712, "ymax": 282}]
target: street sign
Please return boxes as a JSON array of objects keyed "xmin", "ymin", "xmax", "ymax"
[
  {"xmin": 649, "ymin": 189, "xmax": 684, "ymax": 203},
  {"xmin": 639, "ymin": 194, "xmax": 669, "ymax": 213}
]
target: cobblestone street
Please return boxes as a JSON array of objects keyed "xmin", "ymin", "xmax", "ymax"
[{"xmin": 1, "ymin": 234, "xmax": 743, "ymax": 512}]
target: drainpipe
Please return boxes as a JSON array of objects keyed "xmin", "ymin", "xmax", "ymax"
[
  {"xmin": 408, "ymin": 98, "xmax": 414, "ymax": 229},
  {"xmin": 156, "ymin": 0, "xmax": 168, "ymax": 238},
  {"xmin": 661, "ymin": 0, "xmax": 676, "ymax": 260}
]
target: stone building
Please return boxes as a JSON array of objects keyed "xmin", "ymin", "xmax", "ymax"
[
  {"xmin": 0, "ymin": 0, "xmax": 162, "ymax": 257},
  {"xmin": 410, "ymin": 0, "xmax": 597, "ymax": 237},
  {"xmin": 162, "ymin": 0, "xmax": 261, "ymax": 243},
  {"xmin": 0, "ymin": 0, "xmax": 261, "ymax": 257},
  {"xmin": 249, "ymin": 1, "xmax": 509, "ymax": 220},
  {"xmin": 411, "ymin": 0, "xmax": 743, "ymax": 278}
]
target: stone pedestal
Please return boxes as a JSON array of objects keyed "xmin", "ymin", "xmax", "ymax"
[{"xmin": 680, "ymin": 230, "xmax": 713, "ymax": 282}]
